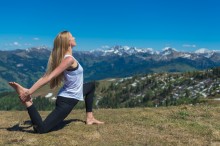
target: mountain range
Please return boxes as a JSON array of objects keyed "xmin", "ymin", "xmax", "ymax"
[{"xmin": 0, "ymin": 46, "xmax": 220, "ymax": 92}]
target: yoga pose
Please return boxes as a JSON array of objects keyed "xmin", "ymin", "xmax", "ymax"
[{"xmin": 9, "ymin": 31, "xmax": 104, "ymax": 134}]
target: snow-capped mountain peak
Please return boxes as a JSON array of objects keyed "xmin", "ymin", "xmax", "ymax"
[
  {"xmin": 161, "ymin": 47, "xmax": 178, "ymax": 56},
  {"xmin": 195, "ymin": 48, "xmax": 210, "ymax": 54},
  {"xmin": 91, "ymin": 45, "xmax": 157, "ymax": 56},
  {"xmin": 194, "ymin": 48, "xmax": 220, "ymax": 58},
  {"xmin": 89, "ymin": 45, "xmax": 219, "ymax": 61},
  {"xmin": 25, "ymin": 46, "xmax": 50, "ymax": 53},
  {"xmin": 162, "ymin": 47, "xmax": 177, "ymax": 52}
]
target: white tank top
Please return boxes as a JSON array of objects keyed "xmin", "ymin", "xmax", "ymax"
[{"xmin": 57, "ymin": 55, "xmax": 84, "ymax": 101}]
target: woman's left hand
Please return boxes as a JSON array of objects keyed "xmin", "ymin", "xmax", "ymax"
[{"xmin": 19, "ymin": 89, "xmax": 30, "ymax": 102}]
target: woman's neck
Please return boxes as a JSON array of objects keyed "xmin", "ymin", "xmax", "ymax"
[{"xmin": 65, "ymin": 47, "xmax": 73, "ymax": 55}]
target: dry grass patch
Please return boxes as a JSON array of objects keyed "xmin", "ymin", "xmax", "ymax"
[{"xmin": 0, "ymin": 105, "xmax": 220, "ymax": 145}]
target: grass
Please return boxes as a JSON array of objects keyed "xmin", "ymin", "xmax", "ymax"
[{"xmin": 0, "ymin": 105, "xmax": 220, "ymax": 146}]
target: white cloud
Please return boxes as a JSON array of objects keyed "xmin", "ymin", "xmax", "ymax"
[
  {"xmin": 182, "ymin": 44, "xmax": 196, "ymax": 48},
  {"xmin": 7, "ymin": 42, "xmax": 22, "ymax": 47},
  {"xmin": 13, "ymin": 42, "xmax": 19, "ymax": 45},
  {"xmin": 101, "ymin": 45, "xmax": 110, "ymax": 49},
  {"xmin": 33, "ymin": 37, "xmax": 40, "ymax": 41}
]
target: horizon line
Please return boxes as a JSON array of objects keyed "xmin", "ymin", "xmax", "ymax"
[{"xmin": 0, "ymin": 45, "xmax": 219, "ymax": 53}]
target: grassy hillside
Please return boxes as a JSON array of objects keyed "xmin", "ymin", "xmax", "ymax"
[{"xmin": 0, "ymin": 105, "xmax": 220, "ymax": 146}]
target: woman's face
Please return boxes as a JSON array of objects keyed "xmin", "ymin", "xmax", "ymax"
[{"xmin": 69, "ymin": 33, "xmax": 76, "ymax": 48}]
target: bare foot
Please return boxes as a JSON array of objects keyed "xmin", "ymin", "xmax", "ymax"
[
  {"xmin": 9, "ymin": 82, "xmax": 23, "ymax": 95},
  {"xmin": 86, "ymin": 118, "xmax": 104, "ymax": 125},
  {"xmin": 8, "ymin": 82, "xmax": 32, "ymax": 103}
]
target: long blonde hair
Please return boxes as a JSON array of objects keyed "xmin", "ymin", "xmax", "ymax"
[{"xmin": 46, "ymin": 31, "xmax": 70, "ymax": 89}]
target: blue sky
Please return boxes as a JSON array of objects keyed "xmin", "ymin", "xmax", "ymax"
[{"xmin": 0, "ymin": 0, "xmax": 219, "ymax": 52}]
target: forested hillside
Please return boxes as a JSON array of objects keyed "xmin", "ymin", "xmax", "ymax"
[
  {"xmin": 97, "ymin": 67, "xmax": 220, "ymax": 108},
  {"xmin": 1, "ymin": 67, "xmax": 220, "ymax": 110}
]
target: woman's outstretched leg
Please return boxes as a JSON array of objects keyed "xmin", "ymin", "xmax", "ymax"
[
  {"xmin": 83, "ymin": 82, "xmax": 104, "ymax": 125},
  {"xmin": 8, "ymin": 82, "xmax": 79, "ymax": 134},
  {"xmin": 8, "ymin": 82, "xmax": 45, "ymax": 132}
]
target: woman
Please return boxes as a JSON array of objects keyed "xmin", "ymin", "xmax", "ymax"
[{"xmin": 9, "ymin": 31, "xmax": 104, "ymax": 134}]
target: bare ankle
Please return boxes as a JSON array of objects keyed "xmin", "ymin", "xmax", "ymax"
[
  {"xmin": 24, "ymin": 101, "xmax": 33, "ymax": 108},
  {"xmin": 86, "ymin": 112, "xmax": 94, "ymax": 119}
]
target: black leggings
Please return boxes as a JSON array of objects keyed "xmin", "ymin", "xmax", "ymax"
[{"xmin": 27, "ymin": 82, "xmax": 95, "ymax": 134}]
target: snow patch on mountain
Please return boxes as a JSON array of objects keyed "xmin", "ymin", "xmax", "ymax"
[
  {"xmin": 45, "ymin": 93, "xmax": 53, "ymax": 98},
  {"xmin": 180, "ymin": 53, "xmax": 192, "ymax": 59}
]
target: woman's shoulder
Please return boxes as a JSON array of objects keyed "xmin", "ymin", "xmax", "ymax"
[
  {"xmin": 64, "ymin": 54, "xmax": 74, "ymax": 58},
  {"xmin": 63, "ymin": 55, "xmax": 75, "ymax": 64},
  {"xmin": 64, "ymin": 55, "xmax": 76, "ymax": 61}
]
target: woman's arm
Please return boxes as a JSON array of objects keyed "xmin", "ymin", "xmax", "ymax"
[{"xmin": 20, "ymin": 56, "xmax": 74, "ymax": 99}]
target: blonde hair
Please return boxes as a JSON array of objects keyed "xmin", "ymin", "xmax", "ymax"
[{"xmin": 46, "ymin": 31, "xmax": 70, "ymax": 89}]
